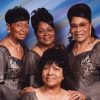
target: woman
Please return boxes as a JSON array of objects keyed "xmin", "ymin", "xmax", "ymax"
[
  {"xmin": 65, "ymin": 3, "xmax": 100, "ymax": 99},
  {"xmin": 21, "ymin": 45, "xmax": 86, "ymax": 100},
  {"xmin": 22, "ymin": 8, "xmax": 56, "ymax": 88},
  {"xmin": 0, "ymin": 6, "xmax": 30, "ymax": 100}
]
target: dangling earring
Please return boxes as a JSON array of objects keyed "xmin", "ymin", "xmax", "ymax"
[
  {"xmin": 8, "ymin": 30, "xmax": 10, "ymax": 33},
  {"xmin": 68, "ymin": 32, "xmax": 75, "ymax": 41}
]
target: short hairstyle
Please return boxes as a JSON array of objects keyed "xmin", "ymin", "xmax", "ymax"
[
  {"xmin": 31, "ymin": 8, "xmax": 54, "ymax": 34},
  {"xmin": 67, "ymin": 3, "xmax": 91, "ymax": 23},
  {"xmin": 5, "ymin": 6, "xmax": 30, "ymax": 24},
  {"xmin": 35, "ymin": 45, "xmax": 68, "ymax": 86}
]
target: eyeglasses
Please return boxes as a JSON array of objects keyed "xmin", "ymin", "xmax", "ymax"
[{"xmin": 70, "ymin": 22, "xmax": 90, "ymax": 30}]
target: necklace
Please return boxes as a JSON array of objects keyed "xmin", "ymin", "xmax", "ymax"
[
  {"xmin": 9, "ymin": 38, "xmax": 20, "ymax": 51},
  {"xmin": 42, "ymin": 87, "xmax": 62, "ymax": 99}
]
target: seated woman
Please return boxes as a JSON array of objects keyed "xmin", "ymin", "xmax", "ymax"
[{"xmin": 21, "ymin": 45, "xmax": 86, "ymax": 100}]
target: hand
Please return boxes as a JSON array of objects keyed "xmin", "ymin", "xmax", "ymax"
[
  {"xmin": 68, "ymin": 90, "xmax": 86, "ymax": 100},
  {"xmin": 21, "ymin": 86, "xmax": 35, "ymax": 95}
]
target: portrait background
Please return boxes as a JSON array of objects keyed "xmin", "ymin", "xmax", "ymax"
[{"xmin": 0, "ymin": 0, "xmax": 100, "ymax": 49}]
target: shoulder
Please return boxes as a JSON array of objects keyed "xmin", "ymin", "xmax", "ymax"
[
  {"xmin": 0, "ymin": 45, "xmax": 9, "ymax": 54},
  {"xmin": 25, "ymin": 50, "xmax": 40, "ymax": 58},
  {"xmin": 92, "ymin": 39, "xmax": 100, "ymax": 50}
]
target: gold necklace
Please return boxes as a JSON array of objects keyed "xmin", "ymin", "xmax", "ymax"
[
  {"xmin": 42, "ymin": 87, "xmax": 62, "ymax": 99},
  {"xmin": 9, "ymin": 38, "xmax": 20, "ymax": 51}
]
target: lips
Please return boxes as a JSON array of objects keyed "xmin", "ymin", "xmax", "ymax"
[{"xmin": 46, "ymin": 77, "xmax": 55, "ymax": 82}]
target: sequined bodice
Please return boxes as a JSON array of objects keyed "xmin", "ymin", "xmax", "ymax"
[{"xmin": 66, "ymin": 42, "xmax": 100, "ymax": 90}]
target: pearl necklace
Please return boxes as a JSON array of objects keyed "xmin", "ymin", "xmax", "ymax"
[{"xmin": 9, "ymin": 38, "xmax": 20, "ymax": 51}]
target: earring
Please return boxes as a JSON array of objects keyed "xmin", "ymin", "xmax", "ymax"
[
  {"xmin": 68, "ymin": 32, "xmax": 75, "ymax": 41},
  {"xmin": 8, "ymin": 30, "xmax": 10, "ymax": 33}
]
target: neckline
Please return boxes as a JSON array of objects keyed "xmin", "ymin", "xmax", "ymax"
[
  {"xmin": 42, "ymin": 87, "xmax": 62, "ymax": 99},
  {"xmin": 0, "ymin": 45, "xmax": 22, "ymax": 61},
  {"xmin": 72, "ymin": 41, "xmax": 100, "ymax": 57}
]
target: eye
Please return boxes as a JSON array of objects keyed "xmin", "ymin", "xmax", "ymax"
[
  {"xmin": 47, "ymin": 29, "xmax": 53, "ymax": 32},
  {"xmin": 70, "ymin": 24, "xmax": 77, "ymax": 29},
  {"xmin": 53, "ymin": 67, "xmax": 61, "ymax": 71},
  {"xmin": 38, "ymin": 30, "xmax": 44, "ymax": 34},
  {"xmin": 43, "ymin": 66, "xmax": 48, "ymax": 70}
]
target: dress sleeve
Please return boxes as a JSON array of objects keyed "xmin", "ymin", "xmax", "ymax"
[
  {"xmin": 91, "ymin": 42, "xmax": 100, "ymax": 67},
  {"xmin": 21, "ymin": 92, "xmax": 38, "ymax": 100},
  {"xmin": 0, "ymin": 48, "xmax": 7, "ymax": 83},
  {"xmin": 21, "ymin": 51, "xmax": 40, "ymax": 87}
]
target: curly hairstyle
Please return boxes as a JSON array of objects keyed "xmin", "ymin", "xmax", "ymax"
[
  {"xmin": 5, "ymin": 6, "xmax": 30, "ymax": 24},
  {"xmin": 31, "ymin": 8, "xmax": 54, "ymax": 34},
  {"xmin": 35, "ymin": 45, "xmax": 69, "ymax": 87}
]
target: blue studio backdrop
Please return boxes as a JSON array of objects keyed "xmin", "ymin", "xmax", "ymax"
[{"xmin": 0, "ymin": 0, "xmax": 100, "ymax": 49}]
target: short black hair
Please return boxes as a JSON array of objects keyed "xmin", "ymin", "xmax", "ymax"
[
  {"xmin": 5, "ymin": 6, "xmax": 30, "ymax": 24},
  {"xmin": 31, "ymin": 8, "xmax": 54, "ymax": 34},
  {"xmin": 35, "ymin": 45, "xmax": 68, "ymax": 86}
]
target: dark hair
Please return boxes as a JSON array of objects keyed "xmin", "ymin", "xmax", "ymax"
[
  {"xmin": 31, "ymin": 8, "xmax": 54, "ymax": 34},
  {"xmin": 67, "ymin": 3, "xmax": 97, "ymax": 39},
  {"xmin": 35, "ymin": 45, "xmax": 68, "ymax": 86},
  {"xmin": 5, "ymin": 6, "xmax": 30, "ymax": 24}
]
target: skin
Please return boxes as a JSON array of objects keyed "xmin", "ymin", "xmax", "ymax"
[
  {"xmin": 7, "ymin": 20, "xmax": 29, "ymax": 42},
  {"xmin": 21, "ymin": 63, "xmax": 86, "ymax": 100},
  {"xmin": 69, "ymin": 17, "xmax": 100, "ymax": 55},
  {"xmin": 42, "ymin": 63, "xmax": 64, "ymax": 88},
  {"xmin": 32, "ymin": 21, "xmax": 55, "ymax": 56},
  {"xmin": 70, "ymin": 16, "xmax": 91, "ymax": 43},
  {"xmin": 0, "ymin": 20, "xmax": 29, "ymax": 59},
  {"xmin": 36, "ymin": 21, "xmax": 55, "ymax": 47}
]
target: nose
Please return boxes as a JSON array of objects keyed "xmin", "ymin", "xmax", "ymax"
[
  {"xmin": 47, "ymin": 67, "xmax": 54, "ymax": 75},
  {"xmin": 43, "ymin": 30, "xmax": 48, "ymax": 35},
  {"xmin": 75, "ymin": 25, "xmax": 82, "ymax": 32},
  {"xmin": 21, "ymin": 26, "xmax": 26, "ymax": 32}
]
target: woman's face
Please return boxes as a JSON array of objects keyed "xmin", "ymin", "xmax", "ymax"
[
  {"xmin": 7, "ymin": 20, "xmax": 29, "ymax": 41},
  {"xmin": 42, "ymin": 63, "xmax": 64, "ymax": 87},
  {"xmin": 36, "ymin": 21, "xmax": 55, "ymax": 46},
  {"xmin": 70, "ymin": 17, "xmax": 92, "ymax": 43}
]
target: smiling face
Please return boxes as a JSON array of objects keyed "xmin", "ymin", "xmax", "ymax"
[
  {"xmin": 36, "ymin": 21, "xmax": 55, "ymax": 46},
  {"xmin": 70, "ymin": 17, "xmax": 92, "ymax": 43},
  {"xmin": 42, "ymin": 62, "xmax": 64, "ymax": 87},
  {"xmin": 7, "ymin": 20, "xmax": 29, "ymax": 41}
]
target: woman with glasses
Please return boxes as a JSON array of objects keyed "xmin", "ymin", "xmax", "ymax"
[{"xmin": 65, "ymin": 3, "xmax": 100, "ymax": 100}]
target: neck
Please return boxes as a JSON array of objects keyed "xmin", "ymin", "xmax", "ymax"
[
  {"xmin": 43, "ymin": 85, "xmax": 61, "ymax": 96},
  {"xmin": 8, "ymin": 35, "xmax": 19, "ymax": 45},
  {"xmin": 37, "ymin": 43, "xmax": 54, "ymax": 52},
  {"xmin": 8, "ymin": 35, "xmax": 21, "ymax": 51},
  {"xmin": 75, "ymin": 37, "xmax": 95, "ymax": 48}
]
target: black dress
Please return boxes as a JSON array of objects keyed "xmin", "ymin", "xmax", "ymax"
[
  {"xmin": 0, "ymin": 45, "xmax": 28, "ymax": 100},
  {"xmin": 65, "ymin": 42, "xmax": 100, "ymax": 100}
]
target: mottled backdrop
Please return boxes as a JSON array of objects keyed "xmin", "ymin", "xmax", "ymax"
[{"xmin": 0, "ymin": 0, "xmax": 100, "ymax": 48}]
